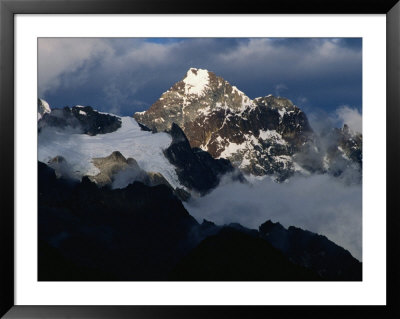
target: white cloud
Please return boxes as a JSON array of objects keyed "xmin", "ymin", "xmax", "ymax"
[
  {"xmin": 336, "ymin": 105, "xmax": 362, "ymax": 133},
  {"xmin": 215, "ymin": 38, "xmax": 361, "ymax": 79},
  {"xmin": 38, "ymin": 38, "xmax": 181, "ymax": 108}
]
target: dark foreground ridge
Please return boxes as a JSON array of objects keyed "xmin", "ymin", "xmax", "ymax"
[
  {"xmin": 38, "ymin": 162, "xmax": 361, "ymax": 281},
  {"xmin": 259, "ymin": 220, "xmax": 362, "ymax": 281},
  {"xmin": 169, "ymin": 227, "xmax": 320, "ymax": 281}
]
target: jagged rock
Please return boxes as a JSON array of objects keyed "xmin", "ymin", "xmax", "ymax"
[
  {"xmin": 46, "ymin": 156, "xmax": 79, "ymax": 180},
  {"xmin": 88, "ymin": 151, "xmax": 189, "ymax": 201},
  {"xmin": 309, "ymin": 124, "xmax": 363, "ymax": 182},
  {"xmin": 90, "ymin": 151, "xmax": 142, "ymax": 186},
  {"xmin": 163, "ymin": 123, "xmax": 238, "ymax": 195},
  {"xmin": 38, "ymin": 105, "xmax": 121, "ymax": 135},
  {"xmin": 330, "ymin": 124, "xmax": 362, "ymax": 167}
]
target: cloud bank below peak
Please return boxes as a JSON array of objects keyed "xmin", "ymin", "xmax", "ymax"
[{"xmin": 184, "ymin": 173, "xmax": 362, "ymax": 261}]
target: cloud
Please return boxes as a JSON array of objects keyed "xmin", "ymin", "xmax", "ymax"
[
  {"xmin": 38, "ymin": 38, "xmax": 113, "ymax": 96},
  {"xmin": 336, "ymin": 106, "xmax": 362, "ymax": 134},
  {"xmin": 184, "ymin": 174, "xmax": 362, "ymax": 261},
  {"xmin": 38, "ymin": 38, "xmax": 362, "ymax": 116}
]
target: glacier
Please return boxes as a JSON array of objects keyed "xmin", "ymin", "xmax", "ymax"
[{"xmin": 38, "ymin": 115, "xmax": 182, "ymax": 189}]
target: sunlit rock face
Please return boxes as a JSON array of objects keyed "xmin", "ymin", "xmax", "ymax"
[{"xmin": 134, "ymin": 68, "xmax": 314, "ymax": 180}]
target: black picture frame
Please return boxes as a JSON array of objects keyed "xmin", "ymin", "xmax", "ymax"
[{"xmin": 1, "ymin": 0, "xmax": 399, "ymax": 318}]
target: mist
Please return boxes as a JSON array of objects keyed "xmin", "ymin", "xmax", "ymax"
[
  {"xmin": 111, "ymin": 165, "xmax": 149, "ymax": 189},
  {"xmin": 184, "ymin": 173, "xmax": 362, "ymax": 261}
]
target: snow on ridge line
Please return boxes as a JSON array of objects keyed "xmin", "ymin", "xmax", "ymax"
[{"xmin": 38, "ymin": 116, "xmax": 182, "ymax": 189}]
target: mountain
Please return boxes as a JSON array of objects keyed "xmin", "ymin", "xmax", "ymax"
[
  {"xmin": 38, "ymin": 108, "xmax": 183, "ymax": 190},
  {"xmin": 325, "ymin": 124, "xmax": 362, "ymax": 179},
  {"xmin": 37, "ymin": 69, "xmax": 362, "ymax": 281},
  {"xmin": 134, "ymin": 68, "xmax": 356, "ymax": 181},
  {"xmin": 38, "ymin": 100, "xmax": 239, "ymax": 196}
]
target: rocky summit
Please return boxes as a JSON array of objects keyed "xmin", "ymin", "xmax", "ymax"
[
  {"xmin": 134, "ymin": 68, "xmax": 315, "ymax": 179},
  {"xmin": 134, "ymin": 68, "xmax": 362, "ymax": 181}
]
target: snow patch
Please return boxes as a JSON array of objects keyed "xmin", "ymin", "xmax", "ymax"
[
  {"xmin": 274, "ymin": 155, "xmax": 292, "ymax": 168},
  {"xmin": 39, "ymin": 99, "xmax": 51, "ymax": 113},
  {"xmin": 219, "ymin": 141, "xmax": 248, "ymax": 159},
  {"xmin": 278, "ymin": 108, "xmax": 287, "ymax": 118},
  {"xmin": 79, "ymin": 110, "xmax": 87, "ymax": 116},
  {"xmin": 197, "ymin": 106, "xmax": 211, "ymax": 117},
  {"xmin": 183, "ymin": 68, "xmax": 210, "ymax": 96},
  {"xmin": 258, "ymin": 130, "xmax": 287, "ymax": 145},
  {"xmin": 231, "ymin": 85, "xmax": 254, "ymax": 111}
]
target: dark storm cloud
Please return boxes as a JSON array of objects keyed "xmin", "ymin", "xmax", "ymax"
[{"xmin": 39, "ymin": 37, "xmax": 361, "ymax": 116}]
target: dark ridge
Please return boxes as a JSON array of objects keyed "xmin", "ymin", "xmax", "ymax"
[
  {"xmin": 38, "ymin": 161, "xmax": 199, "ymax": 280},
  {"xmin": 168, "ymin": 227, "xmax": 321, "ymax": 281},
  {"xmin": 137, "ymin": 122, "xmax": 152, "ymax": 132},
  {"xmin": 38, "ymin": 162, "xmax": 361, "ymax": 281},
  {"xmin": 259, "ymin": 220, "xmax": 362, "ymax": 281},
  {"xmin": 38, "ymin": 105, "xmax": 121, "ymax": 135},
  {"xmin": 163, "ymin": 123, "xmax": 238, "ymax": 195}
]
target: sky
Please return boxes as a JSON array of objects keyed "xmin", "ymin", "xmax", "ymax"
[{"xmin": 38, "ymin": 38, "xmax": 362, "ymax": 121}]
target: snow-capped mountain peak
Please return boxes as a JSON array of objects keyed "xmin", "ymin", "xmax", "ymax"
[
  {"xmin": 134, "ymin": 68, "xmax": 315, "ymax": 179},
  {"xmin": 134, "ymin": 67, "xmax": 255, "ymax": 133}
]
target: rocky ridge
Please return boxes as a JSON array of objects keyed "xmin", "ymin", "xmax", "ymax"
[
  {"xmin": 38, "ymin": 104, "xmax": 121, "ymax": 135},
  {"xmin": 259, "ymin": 220, "xmax": 362, "ymax": 280}
]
